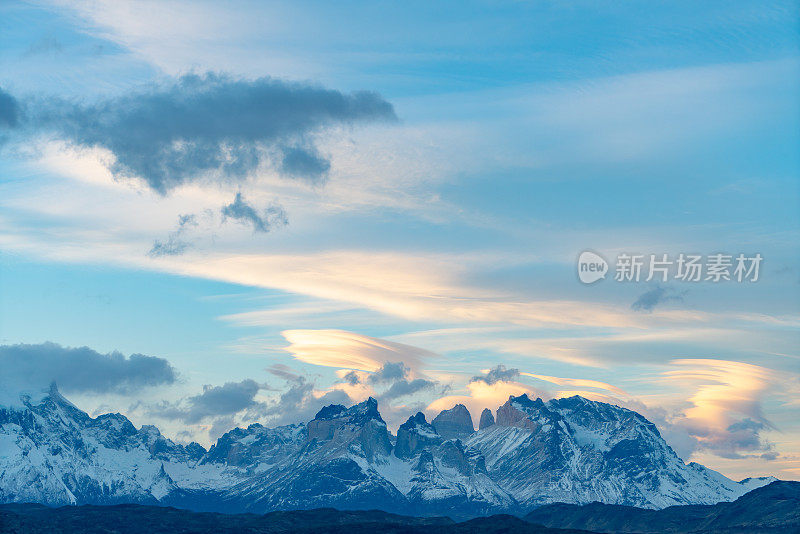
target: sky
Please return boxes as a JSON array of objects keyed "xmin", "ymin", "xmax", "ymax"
[{"xmin": 0, "ymin": 0, "xmax": 798, "ymax": 481}]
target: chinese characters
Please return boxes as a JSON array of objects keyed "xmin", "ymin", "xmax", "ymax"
[{"xmin": 613, "ymin": 253, "xmax": 761, "ymax": 283}]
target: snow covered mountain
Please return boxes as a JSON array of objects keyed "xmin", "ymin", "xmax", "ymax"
[
  {"xmin": 0, "ymin": 385, "xmax": 774, "ymax": 517},
  {"xmin": 465, "ymin": 394, "xmax": 769, "ymax": 509}
]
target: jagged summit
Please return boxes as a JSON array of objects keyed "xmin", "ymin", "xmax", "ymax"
[
  {"xmin": 0, "ymin": 388, "xmax": 774, "ymax": 517},
  {"xmin": 314, "ymin": 403, "xmax": 348, "ymax": 420},
  {"xmin": 395, "ymin": 412, "xmax": 441, "ymax": 458},
  {"xmin": 432, "ymin": 404, "xmax": 474, "ymax": 440},
  {"xmin": 479, "ymin": 408, "xmax": 495, "ymax": 430}
]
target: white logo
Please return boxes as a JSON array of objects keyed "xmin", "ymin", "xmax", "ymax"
[{"xmin": 577, "ymin": 251, "xmax": 608, "ymax": 284}]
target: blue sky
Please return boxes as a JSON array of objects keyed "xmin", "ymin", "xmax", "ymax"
[{"xmin": 0, "ymin": 0, "xmax": 798, "ymax": 481}]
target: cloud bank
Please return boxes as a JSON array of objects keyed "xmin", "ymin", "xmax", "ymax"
[
  {"xmin": 152, "ymin": 379, "xmax": 262, "ymax": 424},
  {"xmin": 6, "ymin": 73, "xmax": 396, "ymax": 193},
  {"xmin": 0, "ymin": 342, "xmax": 176, "ymax": 398}
]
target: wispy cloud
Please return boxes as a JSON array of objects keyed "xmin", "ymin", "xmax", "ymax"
[
  {"xmin": 521, "ymin": 372, "xmax": 629, "ymax": 398},
  {"xmin": 281, "ymin": 329, "xmax": 436, "ymax": 372},
  {"xmin": 221, "ymin": 192, "xmax": 287, "ymax": 233},
  {"xmin": 148, "ymin": 213, "xmax": 198, "ymax": 257}
]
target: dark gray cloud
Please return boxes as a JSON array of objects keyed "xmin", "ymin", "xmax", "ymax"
[
  {"xmin": 379, "ymin": 377, "xmax": 437, "ymax": 401},
  {"xmin": 699, "ymin": 418, "xmax": 777, "ymax": 460},
  {"xmin": 0, "ymin": 87, "xmax": 20, "ymax": 130},
  {"xmin": 14, "ymin": 72, "xmax": 395, "ymax": 193},
  {"xmin": 631, "ymin": 285, "xmax": 686, "ymax": 312},
  {"xmin": 148, "ymin": 213, "xmax": 198, "ymax": 257},
  {"xmin": 368, "ymin": 362, "xmax": 409, "ymax": 384},
  {"xmin": 470, "ymin": 364, "xmax": 520, "ymax": 385},
  {"xmin": 152, "ymin": 379, "xmax": 262, "ymax": 424},
  {"xmin": 183, "ymin": 380, "xmax": 261, "ymax": 423},
  {"xmin": 280, "ymin": 146, "xmax": 330, "ymax": 178},
  {"xmin": 342, "ymin": 370, "xmax": 361, "ymax": 386},
  {"xmin": 345, "ymin": 362, "xmax": 440, "ymax": 403},
  {"xmin": 0, "ymin": 342, "xmax": 176, "ymax": 394},
  {"xmin": 221, "ymin": 192, "xmax": 287, "ymax": 233},
  {"xmin": 725, "ymin": 418, "xmax": 767, "ymax": 451}
]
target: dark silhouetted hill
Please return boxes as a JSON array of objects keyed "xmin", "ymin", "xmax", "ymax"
[
  {"xmin": 524, "ymin": 480, "xmax": 800, "ymax": 533},
  {"xmin": 0, "ymin": 504, "xmax": 592, "ymax": 534}
]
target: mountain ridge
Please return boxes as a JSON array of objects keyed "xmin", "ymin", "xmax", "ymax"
[{"xmin": 0, "ymin": 384, "xmax": 776, "ymax": 518}]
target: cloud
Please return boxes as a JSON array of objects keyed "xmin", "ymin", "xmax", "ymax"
[
  {"xmin": 279, "ymin": 146, "xmax": 331, "ymax": 178},
  {"xmin": 221, "ymin": 192, "xmax": 287, "ymax": 233},
  {"xmin": 261, "ymin": 364, "xmax": 353, "ymax": 426},
  {"xmin": 148, "ymin": 236, "xmax": 191, "ymax": 257},
  {"xmin": 471, "ymin": 364, "xmax": 520, "ymax": 385},
  {"xmin": 662, "ymin": 359, "xmax": 781, "ymax": 459},
  {"xmin": 184, "ymin": 380, "xmax": 260, "ymax": 423},
  {"xmin": 0, "ymin": 87, "xmax": 20, "ymax": 130},
  {"xmin": 367, "ymin": 361, "xmax": 409, "ymax": 384},
  {"xmin": 631, "ymin": 285, "xmax": 686, "ymax": 312},
  {"xmin": 11, "ymin": 72, "xmax": 396, "ymax": 193},
  {"xmin": 520, "ymin": 372, "xmax": 629, "ymax": 398},
  {"xmin": 0, "ymin": 342, "xmax": 176, "ymax": 396},
  {"xmin": 148, "ymin": 213, "xmax": 198, "ymax": 257},
  {"xmin": 380, "ymin": 376, "xmax": 437, "ymax": 402},
  {"xmin": 281, "ymin": 329, "xmax": 436, "ymax": 372},
  {"xmin": 343, "ymin": 361, "xmax": 439, "ymax": 402}
]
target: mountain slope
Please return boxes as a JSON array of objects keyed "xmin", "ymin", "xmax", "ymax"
[
  {"xmin": 0, "ymin": 384, "xmax": 196, "ymax": 506},
  {"xmin": 466, "ymin": 394, "xmax": 772, "ymax": 509}
]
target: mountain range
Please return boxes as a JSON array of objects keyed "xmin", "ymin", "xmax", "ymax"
[{"xmin": 0, "ymin": 384, "xmax": 775, "ymax": 518}]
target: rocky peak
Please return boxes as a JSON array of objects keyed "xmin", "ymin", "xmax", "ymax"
[
  {"xmin": 303, "ymin": 398, "xmax": 392, "ymax": 460},
  {"xmin": 479, "ymin": 408, "xmax": 495, "ymax": 430},
  {"xmin": 349, "ymin": 397, "xmax": 383, "ymax": 421},
  {"xmin": 313, "ymin": 404, "xmax": 348, "ymax": 420},
  {"xmin": 184, "ymin": 441, "xmax": 206, "ymax": 462},
  {"xmin": 496, "ymin": 394, "xmax": 560, "ymax": 430},
  {"xmin": 395, "ymin": 412, "xmax": 442, "ymax": 458},
  {"xmin": 91, "ymin": 412, "xmax": 138, "ymax": 436},
  {"xmin": 37, "ymin": 382, "xmax": 90, "ymax": 423},
  {"xmin": 432, "ymin": 404, "xmax": 474, "ymax": 440},
  {"xmin": 307, "ymin": 397, "xmax": 385, "ymax": 442},
  {"xmin": 203, "ymin": 423, "xmax": 304, "ymax": 466}
]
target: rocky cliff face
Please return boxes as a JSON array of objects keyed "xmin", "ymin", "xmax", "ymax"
[
  {"xmin": 431, "ymin": 404, "xmax": 474, "ymax": 440},
  {"xmin": 478, "ymin": 408, "xmax": 495, "ymax": 430},
  {"xmin": 395, "ymin": 412, "xmax": 442, "ymax": 458},
  {"xmin": 0, "ymin": 386, "xmax": 774, "ymax": 517}
]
